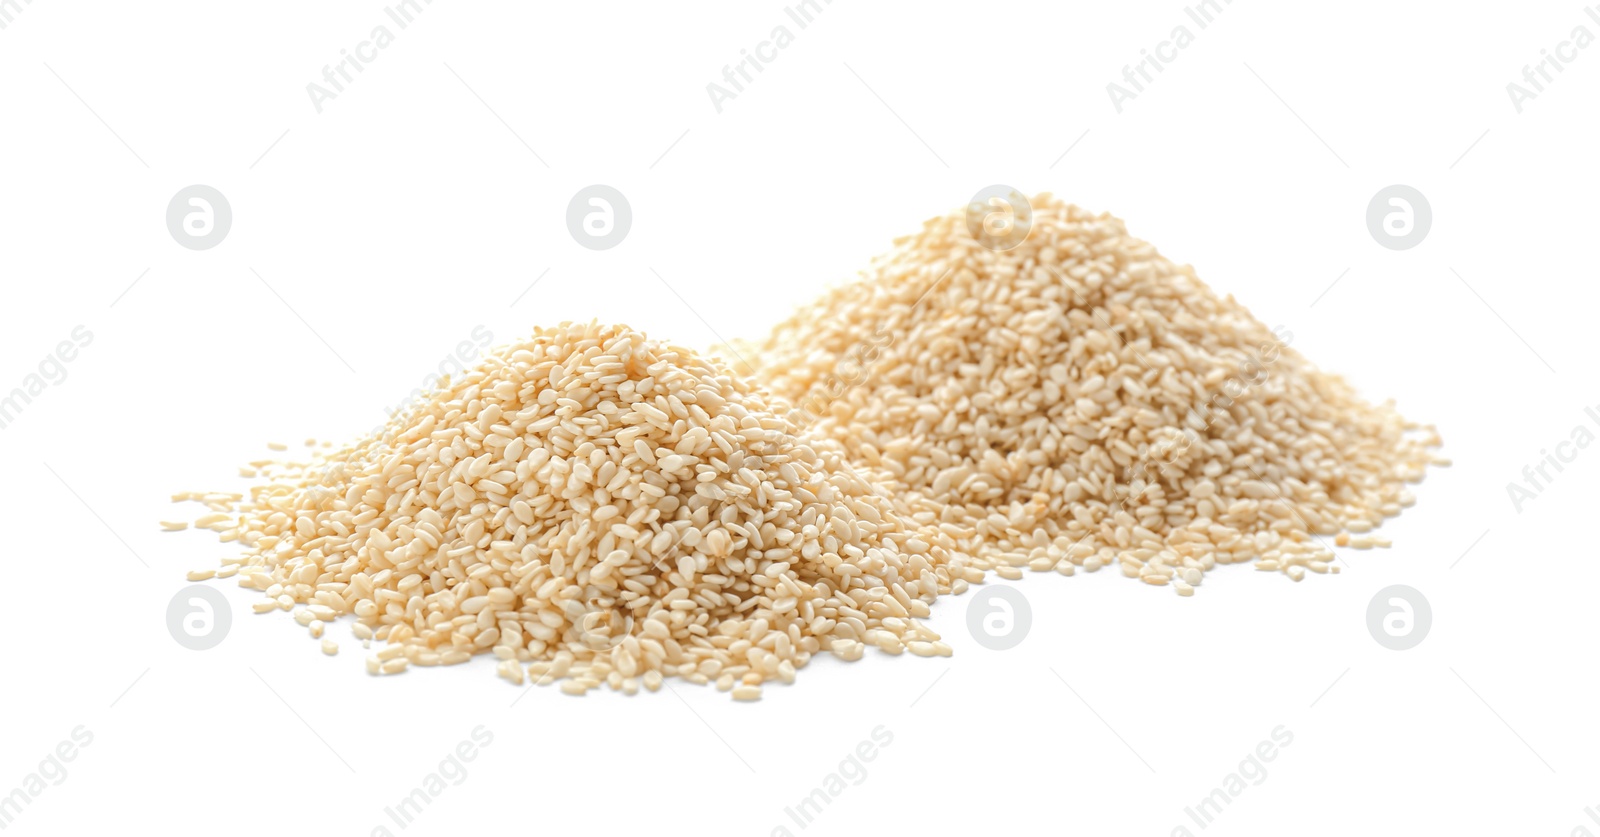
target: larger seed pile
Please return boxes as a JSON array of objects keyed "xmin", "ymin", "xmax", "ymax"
[
  {"xmin": 740, "ymin": 194, "xmax": 1445, "ymax": 592},
  {"xmin": 178, "ymin": 322, "xmax": 978, "ymax": 698}
]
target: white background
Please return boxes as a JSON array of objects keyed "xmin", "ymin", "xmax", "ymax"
[{"xmin": 1, "ymin": 1, "xmax": 1596, "ymax": 834}]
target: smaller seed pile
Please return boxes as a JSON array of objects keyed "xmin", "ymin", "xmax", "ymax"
[
  {"xmin": 740, "ymin": 194, "xmax": 1447, "ymax": 591},
  {"xmin": 173, "ymin": 322, "xmax": 979, "ymax": 699}
]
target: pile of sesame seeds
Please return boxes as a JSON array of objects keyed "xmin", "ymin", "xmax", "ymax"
[
  {"xmin": 740, "ymin": 194, "xmax": 1445, "ymax": 592},
  {"xmin": 174, "ymin": 322, "xmax": 979, "ymax": 699}
]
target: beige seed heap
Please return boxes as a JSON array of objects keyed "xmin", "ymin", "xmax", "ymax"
[
  {"xmin": 177, "ymin": 322, "xmax": 979, "ymax": 698},
  {"xmin": 740, "ymin": 194, "xmax": 1446, "ymax": 592}
]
